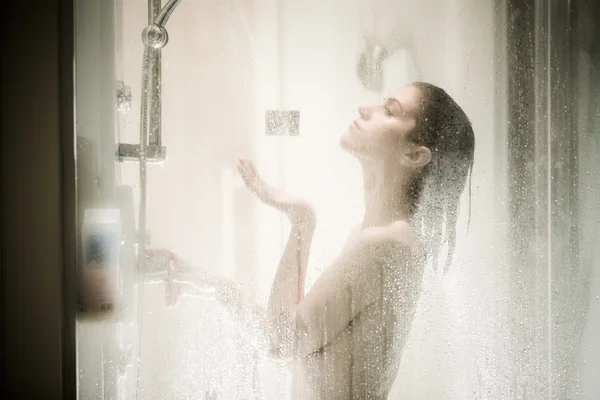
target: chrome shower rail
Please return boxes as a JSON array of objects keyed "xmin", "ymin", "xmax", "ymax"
[
  {"xmin": 123, "ymin": 1, "xmax": 186, "ymax": 399},
  {"xmin": 116, "ymin": 0, "xmax": 185, "ymax": 163}
]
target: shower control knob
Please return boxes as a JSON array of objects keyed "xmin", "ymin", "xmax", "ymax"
[{"xmin": 116, "ymin": 81, "xmax": 132, "ymax": 111}]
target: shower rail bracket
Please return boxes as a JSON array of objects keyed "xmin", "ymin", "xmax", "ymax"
[{"xmin": 116, "ymin": 143, "xmax": 166, "ymax": 163}]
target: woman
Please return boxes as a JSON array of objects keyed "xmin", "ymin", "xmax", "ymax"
[{"xmin": 159, "ymin": 82, "xmax": 475, "ymax": 399}]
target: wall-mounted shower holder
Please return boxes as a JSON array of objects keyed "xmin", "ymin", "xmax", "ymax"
[
  {"xmin": 116, "ymin": 0, "xmax": 186, "ymax": 165},
  {"xmin": 116, "ymin": 143, "xmax": 166, "ymax": 163}
]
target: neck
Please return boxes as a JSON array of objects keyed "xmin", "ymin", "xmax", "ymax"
[{"xmin": 360, "ymin": 160, "xmax": 414, "ymax": 228}]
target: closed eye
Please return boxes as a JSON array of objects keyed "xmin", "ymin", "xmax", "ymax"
[{"xmin": 383, "ymin": 97, "xmax": 405, "ymax": 117}]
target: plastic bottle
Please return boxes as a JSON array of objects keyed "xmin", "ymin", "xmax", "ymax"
[{"xmin": 79, "ymin": 209, "xmax": 122, "ymax": 314}]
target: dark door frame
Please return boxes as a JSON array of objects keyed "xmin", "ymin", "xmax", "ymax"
[{"xmin": 1, "ymin": 0, "xmax": 76, "ymax": 398}]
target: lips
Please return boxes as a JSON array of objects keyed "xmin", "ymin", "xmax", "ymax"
[{"xmin": 353, "ymin": 120, "xmax": 361, "ymax": 130}]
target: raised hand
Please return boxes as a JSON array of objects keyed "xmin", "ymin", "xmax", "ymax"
[{"xmin": 236, "ymin": 158, "xmax": 316, "ymax": 224}]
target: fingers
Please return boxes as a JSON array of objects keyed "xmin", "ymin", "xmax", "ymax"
[
  {"xmin": 237, "ymin": 159, "xmax": 260, "ymax": 184},
  {"xmin": 237, "ymin": 163, "xmax": 257, "ymax": 190},
  {"xmin": 243, "ymin": 159, "xmax": 270, "ymax": 189},
  {"xmin": 237, "ymin": 158, "xmax": 265, "ymax": 193},
  {"xmin": 236, "ymin": 159, "xmax": 251, "ymax": 181},
  {"xmin": 246, "ymin": 160, "xmax": 258, "ymax": 176},
  {"xmin": 236, "ymin": 158, "xmax": 280, "ymax": 207},
  {"xmin": 236, "ymin": 159, "xmax": 253, "ymax": 179}
]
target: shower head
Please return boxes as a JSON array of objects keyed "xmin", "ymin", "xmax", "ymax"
[
  {"xmin": 356, "ymin": 25, "xmax": 422, "ymax": 93},
  {"xmin": 356, "ymin": 40, "xmax": 388, "ymax": 92}
]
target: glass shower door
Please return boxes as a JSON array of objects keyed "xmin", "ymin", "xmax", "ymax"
[{"xmin": 72, "ymin": 1, "xmax": 600, "ymax": 399}]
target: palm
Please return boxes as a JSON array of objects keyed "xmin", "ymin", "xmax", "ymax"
[{"xmin": 236, "ymin": 159, "xmax": 315, "ymax": 222}]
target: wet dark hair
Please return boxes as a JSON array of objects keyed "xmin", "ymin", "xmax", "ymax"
[{"xmin": 407, "ymin": 82, "xmax": 475, "ymax": 273}]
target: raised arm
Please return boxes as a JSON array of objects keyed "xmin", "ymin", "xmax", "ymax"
[
  {"xmin": 266, "ymin": 217, "xmax": 316, "ymax": 360},
  {"xmin": 235, "ymin": 159, "xmax": 415, "ymax": 360},
  {"xmin": 269, "ymin": 225, "xmax": 413, "ymax": 359}
]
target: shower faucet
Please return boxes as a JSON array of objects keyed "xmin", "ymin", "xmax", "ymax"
[{"xmin": 116, "ymin": 0, "xmax": 185, "ymax": 164}]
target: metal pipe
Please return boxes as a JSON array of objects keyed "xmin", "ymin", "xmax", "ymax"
[
  {"xmin": 146, "ymin": 0, "xmax": 184, "ymax": 146},
  {"xmin": 148, "ymin": 0, "xmax": 158, "ymax": 23},
  {"xmin": 154, "ymin": 0, "xmax": 185, "ymax": 28},
  {"xmin": 148, "ymin": 0, "xmax": 162, "ymax": 146}
]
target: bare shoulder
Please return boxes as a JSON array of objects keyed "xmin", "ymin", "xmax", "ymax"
[{"xmin": 347, "ymin": 221, "xmax": 419, "ymax": 264}]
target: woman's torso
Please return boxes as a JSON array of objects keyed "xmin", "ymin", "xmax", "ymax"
[{"xmin": 291, "ymin": 232, "xmax": 424, "ymax": 400}]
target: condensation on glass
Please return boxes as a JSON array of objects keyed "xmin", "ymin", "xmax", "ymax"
[{"xmin": 72, "ymin": 0, "xmax": 600, "ymax": 399}]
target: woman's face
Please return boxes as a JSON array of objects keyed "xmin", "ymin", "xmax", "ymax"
[{"xmin": 340, "ymin": 84, "xmax": 423, "ymax": 162}]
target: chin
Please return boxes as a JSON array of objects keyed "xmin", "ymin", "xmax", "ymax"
[
  {"xmin": 340, "ymin": 139, "xmax": 364, "ymax": 161},
  {"xmin": 340, "ymin": 133, "xmax": 356, "ymax": 156},
  {"xmin": 340, "ymin": 129, "xmax": 369, "ymax": 160},
  {"xmin": 339, "ymin": 132, "xmax": 353, "ymax": 153}
]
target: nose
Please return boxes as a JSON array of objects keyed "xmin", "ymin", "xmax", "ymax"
[{"xmin": 358, "ymin": 106, "xmax": 371, "ymax": 120}]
